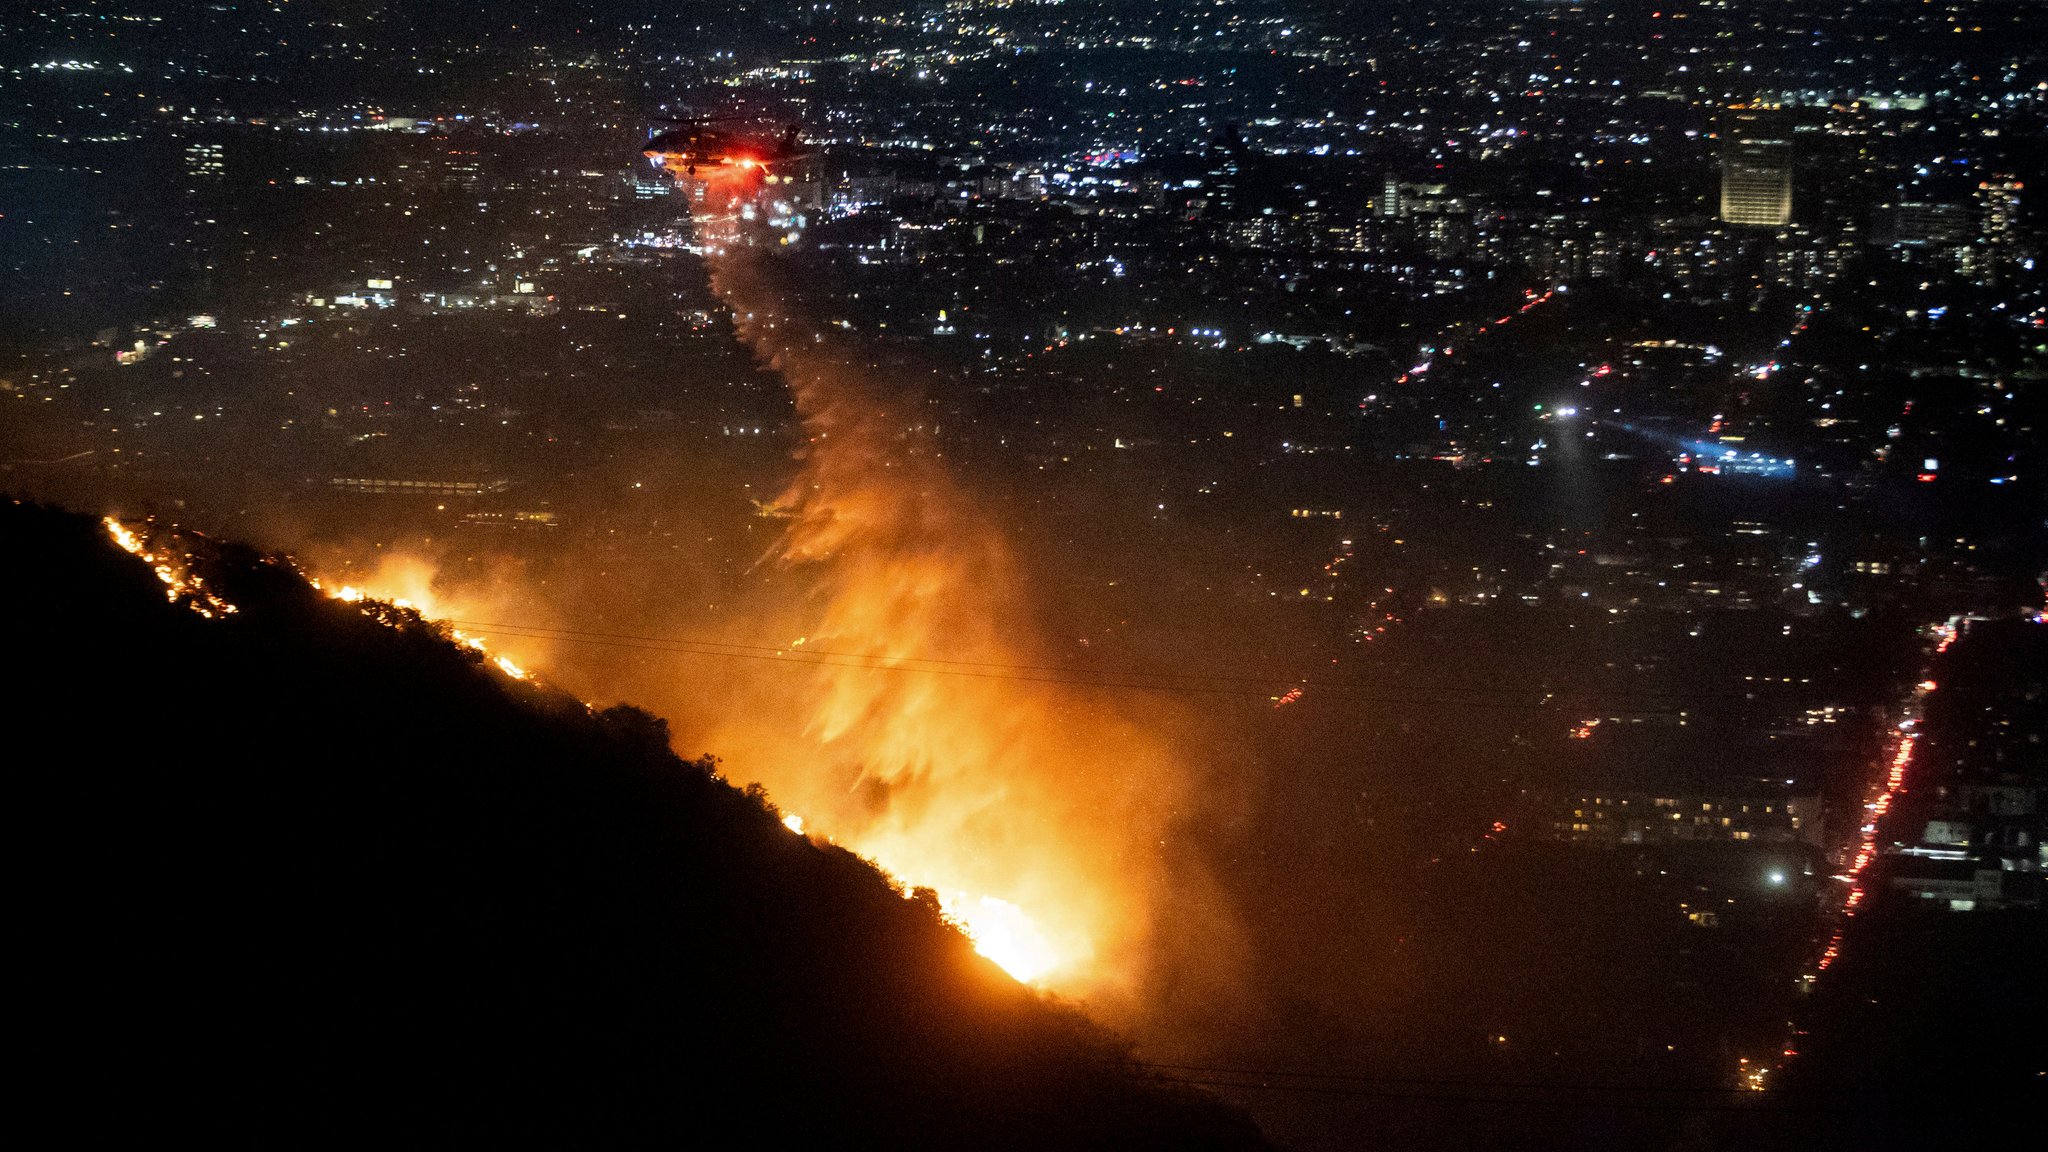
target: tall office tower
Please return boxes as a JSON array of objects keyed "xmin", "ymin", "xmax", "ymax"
[
  {"xmin": 1977, "ymin": 176, "xmax": 2023, "ymax": 252},
  {"xmin": 1719, "ymin": 111, "xmax": 1793, "ymax": 227},
  {"xmin": 1973, "ymin": 175, "xmax": 2025, "ymax": 284},
  {"xmin": 1377, "ymin": 172, "xmax": 1401, "ymax": 218},
  {"xmin": 1202, "ymin": 123, "xmax": 1246, "ymax": 216},
  {"xmin": 183, "ymin": 141, "xmax": 226, "ymax": 181}
]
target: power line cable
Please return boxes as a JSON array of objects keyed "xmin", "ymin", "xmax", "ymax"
[
  {"xmin": 446, "ymin": 617, "xmax": 1795, "ymax": 711},
  {"xmin": 1114, "ymin": 1060, "xmax": 1931, "ymax": 1100},
  {"xmin": 455, "ymin": 618, "xmax": 1288, "ymax": 681},
  {"xmin": 1126, "ymin": 1061, "xmax": 1759, "ymax": 1095},
  {"xmin": 1140, "ymin": 1074, "xmax": 1831, "ymax": 1115},
  {"xmin": 451, "ymin": 622, "xmax": 1287, "ymax": 698}
]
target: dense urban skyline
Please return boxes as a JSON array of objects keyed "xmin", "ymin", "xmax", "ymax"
[{"xmin": 3, "ymin": 3, "xmax": 2043, "ymax": 1149}]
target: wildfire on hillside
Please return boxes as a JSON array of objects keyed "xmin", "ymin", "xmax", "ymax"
[
  {"xmin": 275, "ymin": 169, "xmax": 1238, "ymax": 996},
  {"xmin": 669, "ymin": 172, "xmax": 1225, "ymax": 992}
]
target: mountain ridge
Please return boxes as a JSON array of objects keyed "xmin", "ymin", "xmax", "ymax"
[{"xmin": 4, "ymin": 497, "xmax": 1264, "ymax": 1149}]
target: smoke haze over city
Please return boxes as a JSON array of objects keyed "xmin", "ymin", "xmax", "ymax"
[{"xmin": 4, "ymin": 3, "xmax": 2045, "ymax": 1148}]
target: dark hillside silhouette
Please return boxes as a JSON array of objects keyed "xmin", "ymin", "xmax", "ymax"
[{"xmin": 3, "ymin": 498, "xmax": 1264, "ymax": 1149}]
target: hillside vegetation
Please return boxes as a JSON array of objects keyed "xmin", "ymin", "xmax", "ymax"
[{"xmin": 4, "ymin": 499, "xmax": 1263, "ymax": 1149}]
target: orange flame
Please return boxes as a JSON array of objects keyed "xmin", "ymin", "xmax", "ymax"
[
  {"xmin": 293, "ymin": 171, "xmax": 1240, "ymax": 1001},
  {"xmin": 684, "ymin": 182, "xmax": 1225, "ymax": 995},
  {"xmin": 104, "ymin": 516, "xmax": 238, "ymax": 618}
]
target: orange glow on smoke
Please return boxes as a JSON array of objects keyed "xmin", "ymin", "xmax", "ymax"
[
  {"xmin": 104, "ymin": 518, "xmax": 540, "ymax": 696},
  {"xmin": 305, "ymin": 553, "xmax": 543, "ymax": 684},
  {"xmin": 680, "ymin": 182, "xmax": 1217, "ymax": 993},
  {"xmin": 104, "ymin": 516, "xmax": 238, "ymax": 618},
  {"xmin": 295, "ymin": 172, "xmax": 1234, "ymax": 996}
]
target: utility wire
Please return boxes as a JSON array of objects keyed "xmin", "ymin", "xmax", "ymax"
[
  {"xmin": 1141, "ymin": 1074, "xmax": 1828, "ymax": 1115},
  {"xmin": 1124, "ymin": 1061, "xmax": 1766, "ymax": 1095},
  {"xmin": 1115, "ymin": 1060, "xmax": 1951, "ymax": 1101},
  {"xmin": 452, "ymin": 622, "xmax": 1286, "ymax": 699},
  {"xmin": 447, "ymin": 617, "xmax": 1787, "ymax": 711},
  {"xmin": 453, "ymin": 619, "xmax": 1286, "ymax": 681}
]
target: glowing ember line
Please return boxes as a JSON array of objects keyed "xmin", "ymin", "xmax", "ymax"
[
  {"xmin": 773, "ymin": 804, "xmax": 1056, "ymax": 982},
  {"xmin": 311, "ymin": 552, "xmax": 1063, "ymax": 981},
  {"xmin": 306, "ymin": 568, "xmax": 533, "ymax": 684},
  {"xmin": 121, "ymin": 515, "xmax": 1062, "ymax": 984},
  {"xmin": 104, "ymin": 517, "xmax": 239, "ymax": 618},
  {"xmin": 943, "ymin": 892, "xmax": 1059, "ymax": 984},
  {"xmin": 104, "ymin": 518, "xmax": 145, "ymax": 556},
  {"xmin": 673, "ymin": 165, "xmax": 1188, "ymax": 996}
]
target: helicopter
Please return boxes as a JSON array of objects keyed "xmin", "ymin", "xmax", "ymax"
[{"xmin": 642, "ymin": 117, "xmax": 809, "ymax": 179}]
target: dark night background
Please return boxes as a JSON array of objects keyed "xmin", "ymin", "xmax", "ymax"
[{"xmin": 3, "ymin": 2, "xmax": 2045, "ymax": 1148}]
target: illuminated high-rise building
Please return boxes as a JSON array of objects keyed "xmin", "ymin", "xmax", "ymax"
[
  {"xmin": 1972, "ymin": 175, "xmax": 2026, "ymax": 284},
  {"xmin": 1719, "ymin": 111, "xmax": 1793, "ymax": 228},
  {"xmin": 1377, "ymin": 172, "xmax": 1401, "ymax": 218},
  {"xmin": 183, "ymin": 141, "xmax": 226, "ymax": 181},
  {"xmin": 1977, "ymin": 176, "xmax": 2023, "ymax": 252}
]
